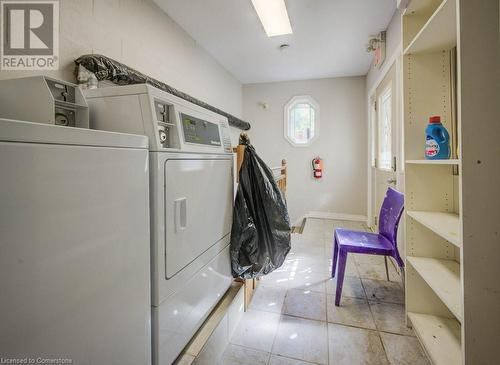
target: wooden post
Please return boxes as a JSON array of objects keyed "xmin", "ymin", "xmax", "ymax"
[
  {"xmin": 280, "ymin": 159, "xmax": 287, "ymax": 195},
  {"xmin": 234, "ymin": 144, "xmax": 245, "ymax": 183}
]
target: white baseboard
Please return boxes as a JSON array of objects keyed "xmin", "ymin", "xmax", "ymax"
[{"xmin": 305, "ymin": 211, "xmax": 367, "ymax": 223}]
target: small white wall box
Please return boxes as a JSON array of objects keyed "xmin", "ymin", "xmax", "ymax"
[{"xmin": 0, "ymin": 76, "xmax": 89, "ymax": 128}]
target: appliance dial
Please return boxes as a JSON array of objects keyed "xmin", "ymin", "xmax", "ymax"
[
  {"xmin": 55, "ymin": 113, "xmax": 69, "ymax": 126},
  {"xmin": 159, "ymin": 130, "xmax": 167, "ymax": 143}
]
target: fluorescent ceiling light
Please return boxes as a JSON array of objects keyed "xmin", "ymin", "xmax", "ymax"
[{"xmin": 251, "ymin": 0, "xmax": 293, "ymax": 37}]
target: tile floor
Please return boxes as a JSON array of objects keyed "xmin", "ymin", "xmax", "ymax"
[{"xmin": 221, "ymin": 219, "xmax": 430, "ymax": 365}]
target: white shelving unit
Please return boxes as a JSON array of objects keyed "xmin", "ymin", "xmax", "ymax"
[
  {"xmin": 402, "ymin": 0, "xmax": 499, "ymax": 364},
  {"xmin": 403, "ymin": 0, "xmax": 456, "ymax": 55},
  {"xmin": 408, "ymin": 312, "xmax": 461, "ymax": 365},
  {"xmin": 407, "ymin": 211, "xmax": 460, "ymax": 247},
  {"xmin": 407, "ymin": 256, "xmax": 461, "ymax": 321}
]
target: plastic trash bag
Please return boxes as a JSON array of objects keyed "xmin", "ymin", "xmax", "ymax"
[
  {"xmin": 230, "ymin": 135, "xmax": 291, "ymax": 279},
  {"xmin": 74, "ymin": 54, "xmax": 250, "ymax": 130}
]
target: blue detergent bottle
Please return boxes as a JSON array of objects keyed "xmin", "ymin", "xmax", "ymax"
[{"xmin": 425, "ymin": 116, "xmax": 450, "ymax": 159}]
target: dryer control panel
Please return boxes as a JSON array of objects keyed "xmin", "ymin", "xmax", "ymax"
[
  {"xmin": 149, "ymin": 93, "xmax": 232, "ymax": 153},
  {"xmin": 84, "ymin": 84, "xmax": 232, "ymax": 154},
  {"xmin": 181, "ymin": 113, "xmax": 221, "ymax": 147}
]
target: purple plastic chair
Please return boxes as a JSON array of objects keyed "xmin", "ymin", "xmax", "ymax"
[{"xmin": 331, "ymin": 187, "xmax": 404, "ymax": 306}]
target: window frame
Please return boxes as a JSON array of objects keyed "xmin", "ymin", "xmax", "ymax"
[
  {"xmin": 376, "ymin": 85, "xmax": 393, "ymax": 171},
  {"xmin": 283, "ymin": 95, "xmax": 320, "ymax": 147}
]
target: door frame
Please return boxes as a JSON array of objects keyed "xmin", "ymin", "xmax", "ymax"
[{"xmin": 366, "ymin": 45, "xmax": 404, "ymax": 228}]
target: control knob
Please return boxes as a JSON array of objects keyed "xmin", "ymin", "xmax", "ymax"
[{"xmin": 159, "ymin": 130, "xmax": 167, "ymax": 144}]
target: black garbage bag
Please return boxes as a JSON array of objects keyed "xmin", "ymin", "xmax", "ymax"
[
  {"xmin": 74, "ymin": 54, "xmax": 250, "ymax": 130},
  {"xmin": 230, "ymin": 136, "xmax": 291, "ymax": 279}
]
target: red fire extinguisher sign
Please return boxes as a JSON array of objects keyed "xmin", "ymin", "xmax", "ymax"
[{"xmin": 312, "ymin": 157, "xmax": 323, "ymax": 179}]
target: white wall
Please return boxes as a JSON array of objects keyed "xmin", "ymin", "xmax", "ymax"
[
  {"xmin": 243, "ymin": 77, "xmax": 367, "ymax": 224},
  {"xmin": 0, "ymin": 0, "xmax": 243, "ymax": 141}
]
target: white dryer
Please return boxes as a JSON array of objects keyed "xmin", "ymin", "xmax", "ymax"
[{"xmin": 85, "ymin": 85, "xmax": 234, "ymax": 364}]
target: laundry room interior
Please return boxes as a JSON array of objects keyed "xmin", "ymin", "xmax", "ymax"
[{"xmin": 0, "ymin": 1, "xmax": 498, "ymax": 365}]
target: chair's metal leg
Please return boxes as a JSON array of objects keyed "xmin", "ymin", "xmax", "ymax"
[{"xmin": 384, "ymin": 256, "xmax": 390, "ymax": 281}]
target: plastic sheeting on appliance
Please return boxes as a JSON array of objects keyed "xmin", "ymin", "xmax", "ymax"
[
  {"xmin": 74, "ymin": 54, "xmax": 251, "ymax": 131},
  {"xmin": 230, "ymin": 136, "xmax": 291, "ymax": 279}
]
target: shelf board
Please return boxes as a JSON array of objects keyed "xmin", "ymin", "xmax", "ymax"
[
  {"xmin": 407, "ymin": 211, "xmax": 461, "ymax": 247},
  {"xmin": 406, "ymin": 159, "xmax": 459, "ymax": 165},
  {"xmin": 408, "ymin": 312, "xmax": 461, "ymax": 365},
  {"xmin": 407, "ymin": 256, "xmax": 462, "ymax": 321},
  {"xmin": 404, "ymin": 0, "xmax": 457, "ymax": 55},
  {"xmin": 404, "ymin": 0, "xmax": 441, "ymax": 16}
]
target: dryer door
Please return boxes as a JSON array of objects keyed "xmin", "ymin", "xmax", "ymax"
[{"xmin": 164, "ymin": 157, "xmax": 233, "ymax": 279}]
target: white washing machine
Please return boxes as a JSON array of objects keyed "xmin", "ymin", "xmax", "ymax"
[
  {"xmin": 84, "ymin": 85, "xmax": 234, "ymax": 364},
  {"xmin": 0, "ymin": 118, "xmax": 151, "ymax": 364}
]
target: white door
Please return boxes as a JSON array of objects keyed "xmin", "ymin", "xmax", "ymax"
[
  {"xmin": 371, "ymin": 64, "xmax": 397, "ymax": 229},
  {"xmin": 164, "ymin": 157, "xmax": 233, "ymax": 278}
]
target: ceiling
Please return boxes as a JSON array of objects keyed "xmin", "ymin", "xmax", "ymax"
[{"xmin": 153, "ymin": 0, "xmax": 396, "ymax": 84}]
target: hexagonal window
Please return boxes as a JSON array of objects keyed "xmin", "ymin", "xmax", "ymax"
[{"xmin": 284, "ymin": 96, "xmax": 319, "ymax": 147}]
